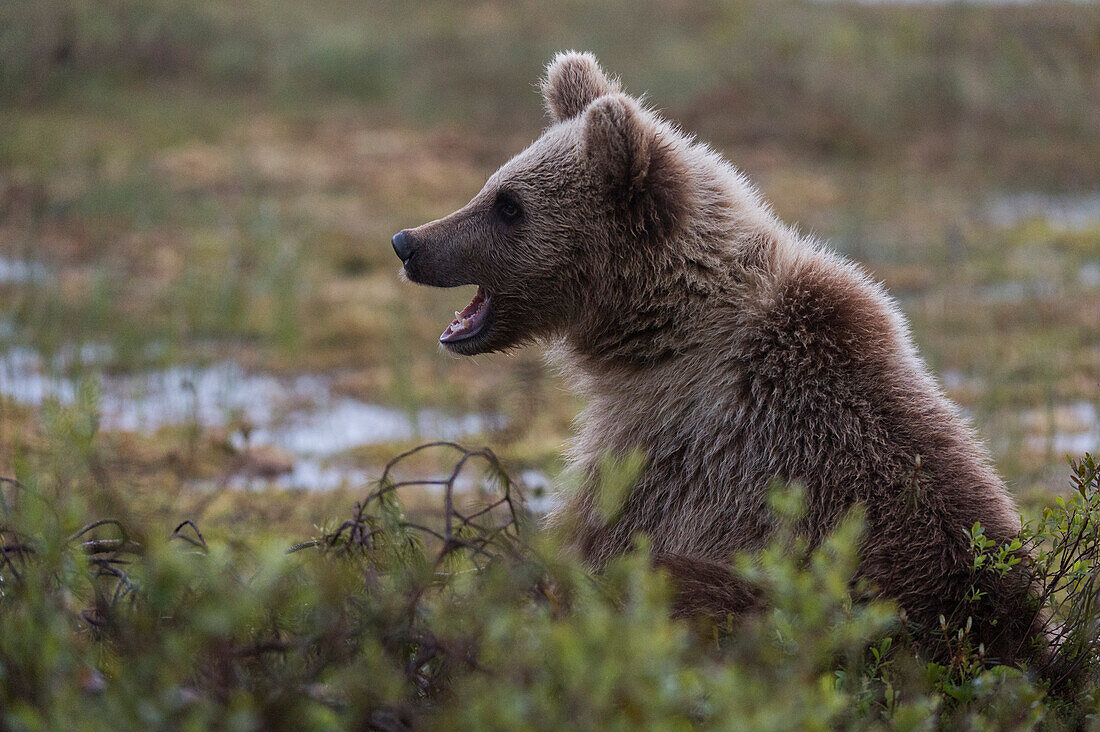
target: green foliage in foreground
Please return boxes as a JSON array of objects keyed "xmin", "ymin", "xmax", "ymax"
[{"xmin": 2, "ymin": 444, "xmax": 1100, "ymax": 730}]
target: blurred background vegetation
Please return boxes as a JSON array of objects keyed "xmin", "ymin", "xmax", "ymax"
[{"xmin": 1, "ymin": 1, "xmax": 1100, "ymax": 725}]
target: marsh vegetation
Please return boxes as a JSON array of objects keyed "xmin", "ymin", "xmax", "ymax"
[{"xmin": 2, "ymin": 0, "xmax": 1100, "ymax": 726}]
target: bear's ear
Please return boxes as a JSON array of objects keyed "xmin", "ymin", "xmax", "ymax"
[
  {"xmin": 582, "ymin": 94, "xmax": 687, "ymax": 237},
  {"xmin": 541, "ymin": 51, "xmax": 620, "ymax": 123}
]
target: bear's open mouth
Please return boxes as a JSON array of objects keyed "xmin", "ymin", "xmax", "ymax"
[{"xmin": 440, "ymin": 286, "xmax": 492, "ymax": 344}]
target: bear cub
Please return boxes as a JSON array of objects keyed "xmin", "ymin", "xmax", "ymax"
[{"xmin": 393, "ymin": 52, "xmax": 1051, "ymax": 673}]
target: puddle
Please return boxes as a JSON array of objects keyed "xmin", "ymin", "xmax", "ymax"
[
  {"xmin": 222, "ymin": 458, "xmax": 371, "ymax": 492},
  {"xmin": 1021, "ymin": 402, "xmax": 1100, "ymax": 456},
  {"xmin": 987, "ymin": 192, "xmax": 1100, "ymax": 232},
  {"xmin": 978, "ymin": 279, "xmax": 1063, "ymax": 304},
  {"xmin": 519, "ymin": 469, "xmax": 558, "ymax": 515},
  {"xmin": 1080, "ymin": 262, "xmax": 1100, "ymax": 288},
  {"xmin": 0, "ymin": 346, "xmax": 504, "ymax": 490},
  {"xmin": 942, "ymin": 369, "xmax": 984, "ymax": 392},
  {"xmin": 0, "ymin": 256, "xmax": 49, "ymax": 285}
]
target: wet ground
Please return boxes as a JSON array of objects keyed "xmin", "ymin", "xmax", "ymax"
[
  {"xmin": 0, "ymin": 338, "xmax": 508, "ymax": 490},
  {"xmin": 3, "ymin": 174, "xmax": 1098, "ymax": 502},
  {"xmin": 1, "ymin": 104, "xmax": 1097, "ymax": 516}
]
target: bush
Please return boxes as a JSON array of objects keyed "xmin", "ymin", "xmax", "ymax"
[{"xmin": 3, "ymin": 438, "xmax": 1100, "ymax": 729}]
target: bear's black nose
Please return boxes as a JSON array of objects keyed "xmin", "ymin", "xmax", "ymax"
[{"xmin": 392, "ymin": 231, "xmax": 414, "ymax": 263}]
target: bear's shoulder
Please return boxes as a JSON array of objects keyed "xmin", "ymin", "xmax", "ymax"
[{"xmin": 744, "ymin": 241, "xmax": 910, "ymax": 381}]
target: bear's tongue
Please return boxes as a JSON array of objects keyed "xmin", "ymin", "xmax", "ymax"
[{"xmin": 440, "ymin": 286, "xmax": 490, "ymax": 343}]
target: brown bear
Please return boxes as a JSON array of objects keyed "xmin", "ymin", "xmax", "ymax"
[{"xmin": 392, "ymin": 52, "xmax": 1050, "ymax": 672}]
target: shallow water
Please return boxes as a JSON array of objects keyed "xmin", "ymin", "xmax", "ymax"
[
  {"xmin": 519, "ymin": 469, "xmax": 559, "ymax": 515},
  {"xmin": 0, "ymin": 249, "xmax": 512, "ymax": 492},
  {"xmin": 1079, "ymin": 262, "xmax": 1100, "ymax": 288},
  {"xmin": 978, "ymin": 279, "xmax": 1063, "ymax": 304},
  {"xmin": 987, "ymin": 191, "xmax": 1100, "ymax": 232},
  {"xmin": 0, "ymin": 255, "xmax": 49, "ymax": 285},
  {"xmin": 0, "ymin": 346, "xmax": 504, "ymax": 490},
  {"xmin": 1021, "ymin": 401, "xmax": 1100, "ymax": 456}
]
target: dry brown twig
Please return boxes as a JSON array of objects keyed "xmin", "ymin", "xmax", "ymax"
[{"xmin": 290, "ymin": 441, "xmax": 531, "ymax": 566}]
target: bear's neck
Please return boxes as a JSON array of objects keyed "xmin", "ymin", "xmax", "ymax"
[
  {"xmin": 562, "ymin": 210, "xmax": 780, "ymax": 373},
  {"xmin": 552, "ymin": 155, "xmax": 796, "ymax": 461}
]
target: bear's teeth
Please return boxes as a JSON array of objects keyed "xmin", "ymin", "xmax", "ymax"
[{"xmin": 455, "ymin": 311, "xmax": 462, "ymax": 319}]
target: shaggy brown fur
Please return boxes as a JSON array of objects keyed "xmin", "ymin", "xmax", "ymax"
[{"xmin": 394, "ymin": 51, "xmax": 1049, "ymax": 669}]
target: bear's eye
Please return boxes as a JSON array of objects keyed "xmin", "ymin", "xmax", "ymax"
[{"xmin": 495, "ymin": 194, "xmax": 522, "ymax": 224}]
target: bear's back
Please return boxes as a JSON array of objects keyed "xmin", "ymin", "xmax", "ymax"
[{"xmin": 555, "ymin": 234, "xmax": 1022, "ymax": 607}]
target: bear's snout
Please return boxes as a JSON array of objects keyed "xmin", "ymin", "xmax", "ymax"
[
  {"xmin": 391, "ymin": 230, "xmax": 415, "ymax": 263},
  {"xmin": 392, "ymin": 217, "xmax": 479, "ymax": 289}
]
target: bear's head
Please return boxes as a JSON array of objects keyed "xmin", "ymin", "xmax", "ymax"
[{"xmin": 392, "ymin": 52, "xmax": 693, "ymax": 357}]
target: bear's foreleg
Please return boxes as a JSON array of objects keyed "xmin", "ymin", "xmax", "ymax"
[{"xmin": 653, "ymin": 554, "xmax": 763, "ymax": 620}]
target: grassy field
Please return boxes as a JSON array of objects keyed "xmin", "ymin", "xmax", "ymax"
[
  {"xmin": 1, "ymin": 2, "xmax": 1100, "ymax": 724},
  {"xmin": 3, "ymin": 1, "xmax": 1098, "ymax": 526}
]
